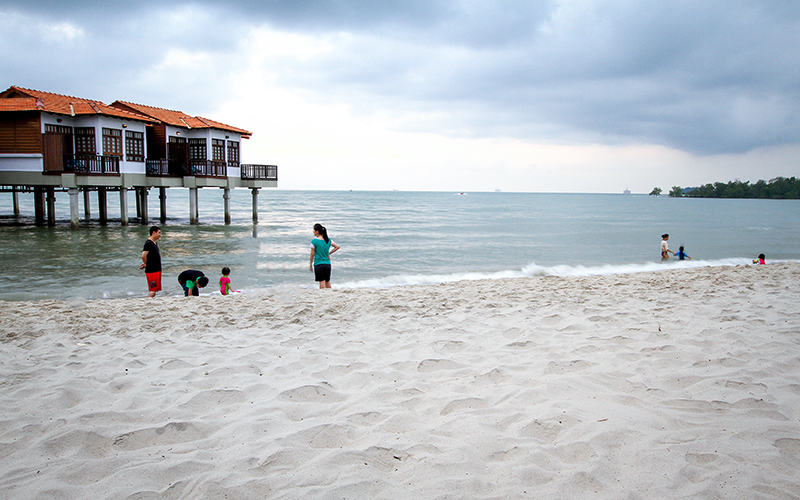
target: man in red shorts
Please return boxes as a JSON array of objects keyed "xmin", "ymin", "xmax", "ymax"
[{"xmin": 140, "ymin": 226, "xmax": 162, "ymax": 297}]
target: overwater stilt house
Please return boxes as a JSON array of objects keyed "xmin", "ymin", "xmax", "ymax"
[{"xmin": 0, "ymin": 86, "xmax": 277, "ymax": 228}]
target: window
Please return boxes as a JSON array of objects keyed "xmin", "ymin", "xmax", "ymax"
[
  {"xmin": 102, "ymin": 128, "xmax": 122, "ymax": 156},
  {"xmin": 74, "ymin": 127, "xmax": 96, "ymax": 155},
  {"xmin": 227, "ymin": 141, "xmax": 239, "ymax": 167},
  {"xmin": 125, "ymin": 130, "xmax": 144, "ymax": 162},
  {"xmin": 189, "ymin": 138, "xmax": 207, "ymax": 161},
  {"xmin": 212, "ymin": 139, "xmax": 225, "ymax": 162},
  {"xmin": 45, "ymin": 124, "xmax": 72, "ymax": 135}
]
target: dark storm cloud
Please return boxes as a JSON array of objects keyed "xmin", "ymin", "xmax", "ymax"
[
  {"xmin": 2, "ymin": 0, "xmax": 798, "ymax": 154},
  {"xmin": 0, "ymin": 0, "xmax": 455, "ymax": 31},
  {"xmin": 279, "ymin": 0, "xmax": 800, "ymax": 154}
]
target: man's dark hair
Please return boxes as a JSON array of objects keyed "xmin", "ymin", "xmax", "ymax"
[
  {"xmin": 150, "ymin": 226, "xmax": 161, "ymax": 235},
  {"xmin": 197, "ymin": 276, "xmax": 210, "ymax": 288}
]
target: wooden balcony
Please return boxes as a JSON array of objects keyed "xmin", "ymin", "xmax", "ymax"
[
  {"xmin": 241, "ymin": 164, "xmax": 278, "ymax": 181},
  {"xmin": 190, "ymin": 160, "xmax": 227, "ymax": 177},
  {"xmin": 62, "ymin": 154, "xmax": 120, "ymax": 175},
  {"xmin": 145, "ymin": 159, "xmax": 170, "ymax": 176},
  {"xmin": 144, "ymin": 161, "xmax": 277, "ymax": 181},
  {"xmin": 146, "ymin": 159, "xmax": 227, "ymax": 178}
]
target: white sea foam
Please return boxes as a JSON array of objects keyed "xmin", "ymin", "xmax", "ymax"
[{"xmin": 335, "ymin": 258, "xmax": 773, "ymax": 289}]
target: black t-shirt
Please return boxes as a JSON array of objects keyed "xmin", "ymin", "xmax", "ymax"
[
  {"xmin": 142, "ymin": 239, "xmax": 161, "ymax": 273},
  {"xmin": 177, "ymin": 270, "xmax": 205, "ymax": 284}
]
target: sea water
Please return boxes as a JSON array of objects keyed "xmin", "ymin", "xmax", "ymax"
[{"xmin": 0, "ymin": 189, "xmax": 798, "ymax": 301}]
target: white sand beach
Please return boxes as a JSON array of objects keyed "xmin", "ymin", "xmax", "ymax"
[{"xmin": 1, "ymin": 263, "xmax": 799, "ymax": 499}]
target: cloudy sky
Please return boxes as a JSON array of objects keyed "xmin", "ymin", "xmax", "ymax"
[{"xmin": 2, "ymin": 0, "xmax": 798, "ymax": 193}]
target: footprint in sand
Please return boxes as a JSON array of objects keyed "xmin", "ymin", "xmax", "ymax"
[
  {"xmin": 278, "ymin": 384, "xmax": 345, "ymax": 403},
  {"xmin": 774, "ymin": 438, "xmax": 800, "ymax": 459},
  {"xmin": 417, "ymin": 359, "xmax": 463, "ymax": 372},
  {"xmin": 251, "ymin": 449, "xmax": 319, "ymax": 476},
  {"xmin": 431, "ymin": 340, "xmax": 466, "ymax": 353},
  {"xmin": 347, "ymin": 411, "xmax": 384, "ymax": 426},
  {"xmin": 685, "ymin": 452, "xmax": 718, "ymax": 466},
  {"xmin": 43, "ymin": 430, "xmax": 111, "ymax": 459},
  {"xmin": 440, "ymin": 397, "xmax": 487, "ymax": 415},
  {"xmin": 112, "ymin": 421, "xmax": 207, "ymax": 451},
  {"xmin": 291, "ymin": 423, "xmax": 352, "ymax": 448},
  {"xmin": 179, "ymin": 389, "xmax": 246, "ymax": 410},
  {"xmin": 519, "ymin": 419, "xmax": 564, "ymax": 444},
  {"xmin": 545, "ymin": 359, "xmax": 596, "ymax": 374}
]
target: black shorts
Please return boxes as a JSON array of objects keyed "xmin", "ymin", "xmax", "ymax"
[{"xmin": 314, "ymin": 264, "xmax": 332, "ymax": 282}]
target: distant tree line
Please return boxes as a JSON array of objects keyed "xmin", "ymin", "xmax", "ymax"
[{"xmin": 659, "ymin": 177, "xmax": 800, "ymax": 199}]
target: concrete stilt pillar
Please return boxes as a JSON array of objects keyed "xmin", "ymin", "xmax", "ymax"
[
  {"xmin": 12, "ymin": 187, "xmax": 19, "ymax": 216},
  {"xmin": 46, "ymin": 187, "xmax": 56, "ymax": 227},
  {"xmin": 120, "ymin": 187, "xmax": 129, "ymax": 226},
  {"xmin": 189, "ymin": 187, "xmax": 199, "ymax": 225},
  {"xmin": 159, "ymin": 187, "xmax": 167, "ymax": 223},
  {"xmin": 98, "ymin": 187, "xmax": 108, "ymax": 224},
  {"xmin": 251, "ymin": 187, "xmax": 259, "ymax": 224},
  {"xmin": 135, "ymin": 187, "xmax": 142, "ymax": 218},
  {"xmin": 34, "ymin": 186, "xmax": 45, "ymax": 225},
  {"xmin": 223, "ymin": 188, "xmax": 231, "ymax": 225},
  {"xmin": 69, "ymin": 188, "xmax": 80, "ymax": 229},
  {"xmin": 140, "ymin": 187, "xmax": 149, "ymax": 225},
  {"xmin": 83, "ymin": 188, "xmax": 91, "ymax": 221}
]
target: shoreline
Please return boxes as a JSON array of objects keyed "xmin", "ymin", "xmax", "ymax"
[
  {"xmin": 1, "ymin": 263, "xmax": 799, "ymax": 498},
  {"xmin": 1, "ymin": 257, "xmax": 792, "ymax": 303}
]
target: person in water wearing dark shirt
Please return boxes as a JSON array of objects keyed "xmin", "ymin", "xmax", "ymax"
[
  {"xmin": 177, "ymin": 270, "xmax": 209, "ymax": 296},
  {"xmin": 675, "ymin": 246, "xmax": 692, "ymax": 260},
  {"xmin": 140, "ymin": 226, "xmax": 162, "ymax": 297}
]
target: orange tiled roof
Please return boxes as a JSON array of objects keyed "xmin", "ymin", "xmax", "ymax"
[
  {"xmin": 1, "ymin": 86, "xmax": 251, "ymax": 138},
  {"xmin": 0, "ymin": 86, "xmax": 157, "ymax": 123},
  {"xmin": 111, "ymin": 101, "xmax": 252, "ymax": 138},
  {"xmin": 0, "ymin": 97, "xmax": 41, "ymax": 112}
]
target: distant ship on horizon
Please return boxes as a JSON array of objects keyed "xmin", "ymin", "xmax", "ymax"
[{"xmin": 623, "ymin": 187, "xmax": 631, "ymax": 195}]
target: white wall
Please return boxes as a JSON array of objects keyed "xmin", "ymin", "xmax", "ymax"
[
  {"xmin": 166, "ymin": 126, "xmax": 242, "ymax": 163},
  {"xmin": 40, "ymin": 113, "xmax": 149, "ymax": 175},
  {"xmin": 0, "ymin": 154, "xmax": 44, "ymax": 172}
]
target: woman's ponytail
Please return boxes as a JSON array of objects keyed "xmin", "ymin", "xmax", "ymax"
[{"xmin": 314, "ymin": 223, "xmax": 330, "ymax": 244}]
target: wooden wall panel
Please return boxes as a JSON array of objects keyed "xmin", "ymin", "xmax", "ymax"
[
  {"xmin": 0, "ymin": 120, "xmax": 14, "ymax": 153},
  {"xmin": 42, "ymin": 133, "xmax": 64, "ymax": 172},
  {"xmin": 149, "ymin": 125, "xmax": 167, "ymax": 159},
  {"xmin": 0, "ymin": 112, "xmax": 42, "ymax": 154}
]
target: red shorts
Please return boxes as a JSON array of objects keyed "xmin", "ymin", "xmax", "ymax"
[{"xmin": 146, "ymin": 271, "xmax": 162, "ymax": 292}]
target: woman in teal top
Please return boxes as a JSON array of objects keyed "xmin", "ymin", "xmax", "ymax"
[{"xmin": 309, "ymin": 223, "xmax": 341, "ymax": 288}]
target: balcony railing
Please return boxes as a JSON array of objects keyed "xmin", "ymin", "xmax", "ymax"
[
  {"xmin": 63, "ymin": 154, "xmax": 120, "ymax": 175},
  {"xmin": 146, "ymin": 159, "xmax": 170, "ymax": 176},
  {"xmin": 145, "ymin": 159, "xmax": 227, "ymax": 178},
  {"xmin": 190, "ymin": 160, "xmax": 227, "ymax": 177},
  {"xmin": 144, "ymin": 161, "xmax": 277, "ymax": 180},
  {"xmin": 241, "ymin": 164, "xmax": 278, "ymax": 181}
]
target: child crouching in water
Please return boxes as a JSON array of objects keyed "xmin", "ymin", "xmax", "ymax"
[{"xmin": 219, "ymin": 267, "xmax": 240, "ymax": 295}]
